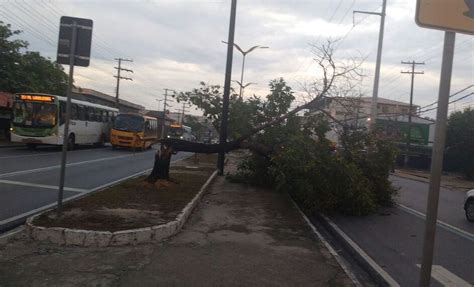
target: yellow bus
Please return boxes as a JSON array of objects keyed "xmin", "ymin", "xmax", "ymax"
[{"xmin": 110, "ymin": 113, "xmax": 158, "ymax": 150}]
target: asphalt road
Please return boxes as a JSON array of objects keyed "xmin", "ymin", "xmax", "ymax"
[
  {"xmin": 0, "ymin": 145, "xmax": 192, "ymax": 231},
  {"xmin": 331, "ymin": 175, "xmax": 473, "ymax": 286}
]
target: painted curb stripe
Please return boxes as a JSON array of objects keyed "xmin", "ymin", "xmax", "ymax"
[{"xmin": 396, "ymin": 203, "xmax": 474, "ymax": 242}]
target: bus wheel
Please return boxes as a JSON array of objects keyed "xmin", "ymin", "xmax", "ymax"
[
  {"xmin": 67, "ymin": 134, "xmax": 75, "ymax": 151},
  {"xmin": 27, "ymin": 143, "xmax": 37, "ymax": 150}
]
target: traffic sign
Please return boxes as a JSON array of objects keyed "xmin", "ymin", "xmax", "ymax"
[
  {"xmin": 416, "ymin": 0, "xmax": 474, "ymax": 35},
  {"xmin": 57, "ymin": 16, "xmax": 93, "ymax": 67}
]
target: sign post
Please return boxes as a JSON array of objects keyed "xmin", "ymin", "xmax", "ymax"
[
  {"xmin": 56, "ymin": 16, "xmax": 93, "ymax": 213},
  {"xmin": 415, "ymin": 1, "xmax": 473, "ymax": 286}
]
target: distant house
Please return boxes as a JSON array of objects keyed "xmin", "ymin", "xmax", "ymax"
[
  {"xmin": 311, "ymin": 96, "xmax": 419, "ymax": 127},
  {"xmin": 307, "ymin": 96, "xmax": 432, "ymax": 145},
  {"xmin": 72, "ymin": 87, "xmax": 144, "ymax": 114}
]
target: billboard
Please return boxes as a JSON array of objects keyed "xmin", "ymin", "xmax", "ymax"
[{"xmin": 376, "ymin": 119, "xmax": 431, "ymax": 145}]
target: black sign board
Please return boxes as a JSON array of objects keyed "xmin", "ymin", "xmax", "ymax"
[{"xmin": 57, "ymin": 16, "xmax": 93, "ymax": 67}]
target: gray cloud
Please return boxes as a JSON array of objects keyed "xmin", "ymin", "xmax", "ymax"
[{"xmin": 1, "ymin": 0, "xmax": 472, "ymax": 118}]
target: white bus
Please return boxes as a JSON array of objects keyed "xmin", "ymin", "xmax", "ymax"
[
  {"xmin": 11, "ymin": 93, "xmax": 118, "ymax": 149},
  {"xmin": 167, "ymin": 123, "xmax": 194, "ymax": 141}
]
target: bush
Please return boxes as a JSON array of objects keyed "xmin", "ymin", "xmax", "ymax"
[{"xmin": 232, "ymin": 124, "xmax": 398, "ymax": 216}]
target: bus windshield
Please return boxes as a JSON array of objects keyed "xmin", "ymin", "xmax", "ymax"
[
  {"xmin": 12, "ymin": 101, "xmax": 57, "ymax": 128},
  {"xmin": 168, "ymin": 126, "xmax": 183, "ymax": 136},
  {"xmin": 114, "ymin": 114, "xmax": 144, "ymax": 132}
]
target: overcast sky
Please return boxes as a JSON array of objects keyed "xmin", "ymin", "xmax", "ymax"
[{"xmin": 1, "ymin": 0, "xmax": 473, "ymax": 118}]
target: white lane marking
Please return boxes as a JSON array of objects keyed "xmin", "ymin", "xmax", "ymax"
[
  {"xmin": 396, "ymin": 203, "xmax": 474, "ymax": 242},
  {"xmin": 323, "ymin": 215, "xmax": 401, "ymax": 287},
  {"xmin": 0, "ymin": 179, "xmax": 88, "ymax": 193},
  {"xmin": 416, "ymin": 264, "xmax": 471, "ymax": 287},
  {"xmin": 289, "ymin": 198, "xmax": 363, "ymax": 287},
  {"xmin": 0, "ymin": 153, "xmax": 190, "ymax": 228},
  {"xmin": 0, "ymin": 150, "xmax": 155, "ymax": 179}
]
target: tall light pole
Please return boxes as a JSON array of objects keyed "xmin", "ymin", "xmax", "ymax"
[
  {"xmin": 232, "ymin": 80, "xmax": 256, "ymax": 92},
  {"xmin": 222, "ymin": 41, "xmax": 268, "ymax": 98},
  {"xmin": 354, "ymin": 0, "xmax": 387, "ymax": 131},
  {"xmin": 217, "ymin": 0, "xmax": 237, "ymax": 175}
]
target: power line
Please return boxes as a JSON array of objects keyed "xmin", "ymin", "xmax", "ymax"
[
  {"xmin": 418, "ymin": 85, "xmax": 474, "ymax": 111},
  {"xmin": 0, "ymin": 6, "xmax": 56, "ymax": 47},
  {"xmin": 418, "ymin": 92, "xmax": 474, "ymax": 115}
]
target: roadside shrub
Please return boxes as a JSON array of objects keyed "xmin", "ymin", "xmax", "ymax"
[{"xmin": 232, "ymin": 123, "xmax": 397, "ymax": 216}]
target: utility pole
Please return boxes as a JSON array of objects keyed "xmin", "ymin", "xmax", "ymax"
[
  {"xmin": 401, "ymin": 60, "xmax": 425, "ymax": 168},
  {"xmin": 161, "ymin": 88, "xmax": 174, "ymax": 139},
  {"xmin": 354, "ymin": 0, "xmax": 387, "ymax": 131},
  {"xmin": 156, "ymin": 99, "xmax": 164, "ymax": 138},
  {"xmin": 218, "ymin": 0, "xmax": 237, "ymax": 175},
  {"xmin": 114, "ymin": 58, "xmax": 133, "ymax": 110},
  {"xmin": 180, "ymin": 102, "xmax": 191, "ymax": 125}
]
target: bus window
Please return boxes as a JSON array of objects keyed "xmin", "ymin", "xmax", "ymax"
[
  {"xmin": 96, "ymin": 110, "xmax": 101, "ymax": 122},
  {"xmin": 93, "ymin": 108, "xmax": 99, "ymax": 122},
  {"xmin": 60, "ymin": 102, "xmax": 66, "ymax": 125},
  {"xmin": 85, "ymin": 107, "xmax": 91, "ymax": 121},
  {"xmin": 101, "ymin": 110, "xmax": 107, "ymax": 123},
  {"xmin": 71, "ymin": 104, "xmax": 78, "ymax": 120},
  {"xmin": 77, "ymin": 105, "xmax": 85, "ymax": 121}
]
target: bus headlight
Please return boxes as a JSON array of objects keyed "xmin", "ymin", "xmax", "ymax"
[
  {"xmin": 180, "ymin": 136, "xmax": 183, "ymax": 139},
  {"xmin": 167, "ymin": 135, "xmax": 170, "ymax": 138}
]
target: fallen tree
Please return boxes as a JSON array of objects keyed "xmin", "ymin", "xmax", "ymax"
[{"xmin": 147, "ymin": 40, "xmax": 364, "ymax": 182}]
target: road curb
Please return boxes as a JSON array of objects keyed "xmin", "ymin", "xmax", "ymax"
[
  {"xmin": 25, "ymin": 170, "xmax": 218, "ymax": 247},
  {"xmin": 316, "ymin": 214, "xmax": 400, "ymax": 287},
  {"xmin": 289, "ymin": 197, "xmax": 363, "ymax": 287}
]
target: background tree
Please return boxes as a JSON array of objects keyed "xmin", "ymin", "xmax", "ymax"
[
  {"xmin": 0, "ymin": 21, "xmax": 68, "ymax": 95},
  {"xmin": 446, "ymin": 108, "xmax": 474, "ymax": 179}
]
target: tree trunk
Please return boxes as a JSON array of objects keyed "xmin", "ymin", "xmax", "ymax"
[{"xmin": 146, "ymin": 145, "xmax": 175, "ymax": 183}]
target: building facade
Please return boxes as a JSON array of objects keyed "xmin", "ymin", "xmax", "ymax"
[{"xmin": 72, "ymin": 87, "xmax": 144, "ymax": 114}]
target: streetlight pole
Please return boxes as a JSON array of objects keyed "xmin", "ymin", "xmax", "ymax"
[
  {"xmin": 354, "ymin": 0, "xmax": 387, "ymax": 131},
  {"xmin": 222, "ymin": 41, "xmax": 268, "ymax": 98},
  {"xmin": 217, "ymin": 0, "xmax": 237, "ymax": 175}
]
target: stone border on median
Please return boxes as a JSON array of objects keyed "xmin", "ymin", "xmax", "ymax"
[{"xmin": 25, "ymin": 170, "xmax": 218, "ymax": 247}]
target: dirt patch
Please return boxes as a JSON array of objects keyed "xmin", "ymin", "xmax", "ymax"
[{"xmin": 33, "ymin": 154, "xmax": 217, "ymax": 232}]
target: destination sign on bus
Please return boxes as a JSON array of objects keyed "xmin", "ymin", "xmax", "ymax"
[{"xmin": 18, "ymin": 95, "xmax": 55, "ymax": 102}]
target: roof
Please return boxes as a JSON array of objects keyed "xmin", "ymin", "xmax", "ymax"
[
  {"xmin": 72, "ymin": 87, "xmax": 144, "ymax": 110},
  {"xmin": 360, "ymin": 97, "xmax": 419, "ymax": 108},
  {"xmin": 55, "ymin": 95, "xmax": 119, "ymax": 112}
]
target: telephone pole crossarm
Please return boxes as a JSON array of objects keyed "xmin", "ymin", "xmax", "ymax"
[{"xmin": 114, "ymin": 58, "xmax": 134, "ymax": 109}]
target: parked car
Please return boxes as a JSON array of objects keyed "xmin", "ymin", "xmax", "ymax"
[{"xmin": 464, "ymin": 190, "xmax": 474, "ymax": 222}]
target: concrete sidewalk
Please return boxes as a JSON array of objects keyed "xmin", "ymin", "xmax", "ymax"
[{"xmin": 0, "ymin": 160, "xmax": 353, "ymax": 286}]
